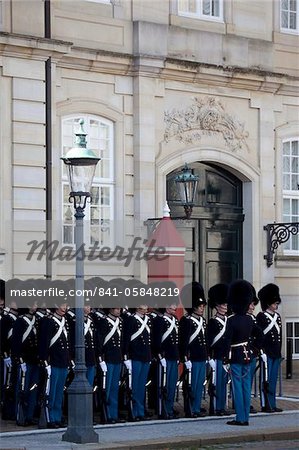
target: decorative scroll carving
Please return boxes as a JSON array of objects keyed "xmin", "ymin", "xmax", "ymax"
[
  {"xmin": 264, "ymin": 222, "xmax": 299, "ymax": 267},
  {"xmin": 164, "ymin": 96, "xmax": 249, "ymax": 151}
]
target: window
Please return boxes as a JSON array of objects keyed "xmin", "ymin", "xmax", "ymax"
[
  {"xmin": 62, "ymin": 115, "xmax": 114, "ymax": 248},
  {"xmin": 178, "ymin": 0, "xmax": 223, "ymax": 21},
  {"xmin": 282, "ymin": 138, "xmax": 299, "ymax": 253},
  {"xmin": 0, "ymin": 1, "xmax": 3, "ymax": 29},
  {"xmin": 84, "ymin": 0, "xmax": 110, "ymax": 3},
  {"xmin": 286, "ymin": 320, "xmax": 299, "ymax": 359},
  {"xmin": 281, "ymin": 0, "xmax": 298, "ymax": 33}
]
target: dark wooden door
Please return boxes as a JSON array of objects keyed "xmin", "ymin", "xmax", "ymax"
[
  {"xmin": 167, "ymin": 162, "xmax": 243, "ymax": 291},
  {"xmin": 200, "ymin": 218, "xmax": 242, "ymax": 289}
]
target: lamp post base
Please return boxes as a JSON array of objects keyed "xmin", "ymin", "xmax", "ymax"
[
  {"xmin": 62, "ymin": 375, "xmax": 99, "ymax": 444},
  {"xmin": 62, "ymin": 427, "xmax": 98, "ymax": 444}
]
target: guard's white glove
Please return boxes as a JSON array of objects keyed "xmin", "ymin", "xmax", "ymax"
[
  {"xmin": 20, "ymin": 362, "xmax": 27, "ymax": 373},
  {"xmin": 208, "ymin": 359, "xmax": 216, "ymax": 370},
  {"xmin": 160, "ymin": 358, "xmax": 167, "ymax": 368},
  {"xmin": 184, "ymin": 360, "xmax": 192, "ymax": 370},
  {"xmin": 99, "ymin": 361, "xmax": 107, "ymax": 372},
  {"xmin": 4, "ymin": 357, "xmax": 12, "ymax": 368},
  {"xmin": 124, "ymin": 360, "xmax": 132, "ymax": 371},
  {"xmin": 45, "ymin": 365, "xmax": 51, "ymax": 377},
  {"xmin": 261, "ymin": 353, "xmax": 267, "ymax": 363},
  {"xmin": 222, "ymin": 363, "xmax": 230, "ymax": 373}
]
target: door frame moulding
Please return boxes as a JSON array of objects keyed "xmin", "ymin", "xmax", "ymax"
[{"xmin": 156, "ymin": 147, "xmax": 261, "ymax": 284}]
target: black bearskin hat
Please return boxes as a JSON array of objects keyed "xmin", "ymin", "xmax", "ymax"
[
  {"xmin": 227, "ymin": 279, "xmax": 255, "ymax": 315},
  {"xmin": 0, "ymin": 278, "xmax": 5, "ymax": 301},
  {"xmin": 180, "ymin": 281, "xmax": 206, "ymax": 315},
  {"xmin": 258, "ymin": 283, "xmax": 281, "ymax": 311},
  {"xmin": 208, "ymin": 283, "xmax": 228, "ymax": 309}
]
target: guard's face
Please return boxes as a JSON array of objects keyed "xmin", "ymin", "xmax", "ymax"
[
  {"xmin": 216, "ymin": 303, "xmax": 228, "ymax": 316},
  {"xmin": 194, "ymin": 304, "xmax": 205, "ymax": 316},
  {"xmin": 84, "ymin": 305, "xmax": 91, "ymax": 315},
  {"xmin": 166, "ymin": 305, "xmax": 177, "ymax": 317},
  {"xmin": 248, "ymin": 302, "xmax": 256, "ymax": 314},
  {"xmin": 136, "ymin": 305, "xmax": 148, "ymax": 316},
  {"xmin": 10, "ymin": 301, "xmax": 18, "ymax": 311},
  {"xmin": 29, "ymin": 301, "xmax": 38, "ymax": 314},
  {"xmin": 268, "ymin": 301, "xmax": 279, "ymax": 312},
  {"xmin": 56, "ymin": 303, "xmax": 67, "ymax": 316},
  {"xmin": 110, "ymin": 308, "xmax": 121, "ymax": 317}
]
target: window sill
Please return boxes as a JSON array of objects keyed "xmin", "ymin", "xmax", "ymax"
[
  {"xmin": 280, "ymin": 27, "xmax": 299, "ymax": 35},
  {"xmin": 170, "ymin": 14, "xmax": 226, "ymax": 34},
  {"xmin": 275, "ymin": 254, "xmax": 299, "ymax": 268}
]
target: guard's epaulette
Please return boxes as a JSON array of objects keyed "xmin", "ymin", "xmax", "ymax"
[{"xmin": 227, "ymin": 313, "xmax": 235, "ymax": 318}]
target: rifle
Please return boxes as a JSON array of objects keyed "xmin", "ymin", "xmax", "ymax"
[
  {"xmin": 93, "ymin": 367, "xmax": 102, "ymax": 413},
  {"xmin": 207, "ymin": 363, "xmax": 216, "ymax": 416},
  {"xmin": 2, "ymin": 362, "xmax": 14, "ymax": 420},
  {"xmin": 38, "ymin": 368, "xmax": 50, "ymax": 428},
  {"xmin": 182, "ymin": 365, "xmax": 193, "ymax": 418},
  {"xmin": 124, "ymin": 366, "xmax": 135, "ymax": 421},
  {"xmin": 260, "ymin": 355, "xmax": 272, "ymax": 412},
  {"xmin": 16, "ymin": 365, "xmax": 27, "ymax": 426},
  {"xmin": 158, "ymin": 362, "xmax": 167, "ymax": 419},
  {"xmin": 100, "ymin": 370, "xmax": 108, "ymax": 424},
  {"xmin": 225, "ymin": 369, "xmax": 232, "ymax": 411}
]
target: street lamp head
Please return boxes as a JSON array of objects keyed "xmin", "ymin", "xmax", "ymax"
[
  {"xmin": 61, "ymin": 119, "xmax": 100, "ymax": 209},
  {"xmin": 174, "ymin": 163, "xmax": 199, "ymax": 219}
]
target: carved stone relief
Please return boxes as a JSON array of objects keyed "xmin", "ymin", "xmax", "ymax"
[{"xmin": 164, "ymin": 96, "xmax": 249, "ymax": 151}]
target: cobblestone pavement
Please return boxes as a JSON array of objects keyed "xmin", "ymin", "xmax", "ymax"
[
  {"xmin": 1, "ymin": 360, "xmax": 298, "ymax": 446},
  {"xmin": 0, "ymin": 411, "xmax": 298, "ymax": 449}
]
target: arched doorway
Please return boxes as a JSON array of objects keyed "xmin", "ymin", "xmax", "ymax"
[{"xmin": 166, "ymin": 162, "xmax": 243, "ymax": 291}]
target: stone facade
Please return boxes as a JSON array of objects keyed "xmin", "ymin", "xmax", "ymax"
[{"xmin": 0, "ymin": 1, "xmax": 298, "ymax": 355}]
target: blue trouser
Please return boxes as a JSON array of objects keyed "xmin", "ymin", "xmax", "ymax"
[
  {"xmin": 230, "ymin": 363, "xmax": 251, "ymax": 423},
  {"xmin": 106, "ymin": 363, "xmax": 121, "ymax": 420},
  {"xmin": 250, "ymin": 357, "xmax": 257, "ymax": 388},
  {"xmin": 48, "ymin": 366, "xmax": 68, "ymax": 423},
  {"xmin": 190, "ymin": 361, "xmax": 206, "ymax": 414},
  {"xmin": 86, "ymin": 366, "xmax": 95, "ymax": 387},
  {"xmin": 215, "ymin": 359, "xmax": 228, "ymax": 412},
  {"xmin": 16, "ymin": 363, "xmax": 39, "ymax": 422},
  {"xmin": 132, "ymin": 360, "xmax": 150, "ymax": 418},
  {"xmin": 266, "ymin": 357, "xmax": 280, "ymax": 409},
  {"xmin": 165, "ymin": 360, "xmax": 178, "ymax": 416}
]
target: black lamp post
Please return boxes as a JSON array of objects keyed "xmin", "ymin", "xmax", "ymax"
[
  {"xmin": 61, "ymin": 119, "xmax": 100, "ymax": 444},
  {"xmin": 174, "ymin": 163, "xmax": 199, "ymax": 219}
]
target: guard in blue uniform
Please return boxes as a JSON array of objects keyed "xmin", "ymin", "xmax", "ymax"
[
  {"xmin": 39, "ymin": 300, "xmax": 71, "ymax": 428},
  {"xmin": 66, "ymin": 303, "xmax": 96, "ymax": 386},
  {"xmin": 0, "ymin": 279, "xmax": 4, "ymax": 312},
  {"xmin": 0, "ymin": 279, "xmax": 6, "ymax": 412},
  {"xmin": 98, "ymin": 306, "xmax": 123, "ymax": 423},
  {"xmin": 179, "ymin": 282, "xmax": 208, "ymax": 418},
  {"xmin": 1, "ymin": 299, "xmax": 19, "ymax": 420},
  {"xmin": 123, "ymin": 304, "xmax": 151, "ymax": 421},
  {"xmin": 257, "ymin": 283, "xmax": 282, "ymax": 413},
  {"xmin": 83, "ymin": 303, "xmax": 97, "ymax": 386},
  {"xmin": 11, "ymin": 302, "xmax": 39, "ymax": 426},
  {"xmin": 148, "ymin": 307, "xmax": 164, "ymax": 414},
  {"xmin": 225, "ymin": 279, "xmax": 254, "ymax": 426},
  {"xmin": 246, "ymin": 289, "xmax": 264, "ymax": 413},
  {"xmin": 207, "ymin": 283, "xmax": 229, "ymax": 416},
  {"xmin": 34, "ymin": 302, "xmax": 51, "ymax": 423},
  {"xmin": 156, "ymin": 304, "xmax": 179, "ymax": 419}
]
